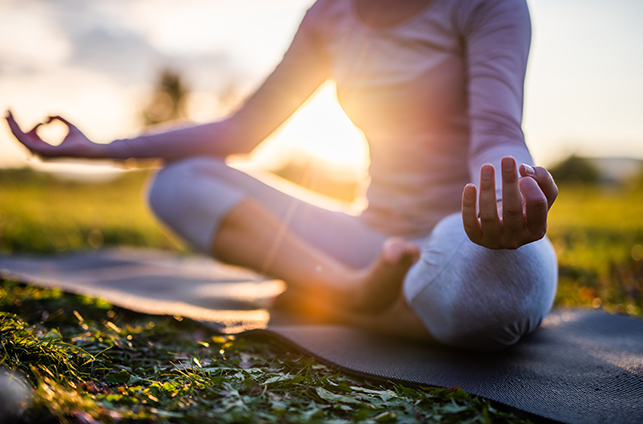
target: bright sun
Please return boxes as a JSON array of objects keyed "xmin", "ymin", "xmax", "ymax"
[{"xmin": 245, "ymin": 82, "xmax": 370, "ymax": 180}]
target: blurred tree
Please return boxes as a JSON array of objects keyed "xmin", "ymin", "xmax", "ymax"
[
  {"xmin": 549, "ymin": 155, "xmax": 600, "ymax": 185},
  {"xmin": 142, "ymin": 69, "xmax": 189, "ymax": 127}
]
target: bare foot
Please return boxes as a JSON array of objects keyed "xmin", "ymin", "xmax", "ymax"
[
  {"xmin": 274, "ymin": 238, "xmax": 420, "ymax": 316},
  {"xmin": 346, "ymin": 238, "xmax": 420, "ymax": 313}
]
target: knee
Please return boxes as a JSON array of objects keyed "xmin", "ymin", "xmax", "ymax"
[
  {"xmin": 147, "ymin": 157, "xmax": 226, "ymax": 220},
  {"xmin": 404, "ymin": 213, "xmax": 558, "ymax": 351},
  {"xmin": 146, "ymin": 157, "xmax": 243, "ymax": 253}
]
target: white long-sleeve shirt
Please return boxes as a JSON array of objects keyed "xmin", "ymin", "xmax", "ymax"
[{"xmin": 108, "ymin": 0, "xmax": 534, "ymax": 236}]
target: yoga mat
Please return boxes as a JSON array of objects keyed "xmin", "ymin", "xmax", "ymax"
[{"xmin": 1, "ymin": 249, "xmax": 642, "ymax": 424}]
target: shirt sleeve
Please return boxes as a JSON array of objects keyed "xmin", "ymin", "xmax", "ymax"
[
  {"xmin": 106, "ymin": 1, "xmax": 330, "ymax": 160},
  {"xmin": 458, "ymin": 0, "xmax": 533, "ymax": 197}
]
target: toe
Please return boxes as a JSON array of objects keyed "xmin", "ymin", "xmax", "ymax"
[
  {"xmin": 382, "ymin": 238, "xmax": 406, "ymax": 263},
  {"xmin": 407, "ymin": 244, "xmax": 421, "ymax": 263}
]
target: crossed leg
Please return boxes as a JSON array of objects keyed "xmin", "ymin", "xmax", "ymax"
[
  {"xmin": 148, "ymin": 157, "xmax": 420, "ymax": 313},
  {"xmin": 212, "ymin": 198, "xmax": 420, "ymax": 312}
]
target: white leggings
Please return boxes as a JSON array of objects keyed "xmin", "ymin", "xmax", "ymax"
[{"xmin": 148, "ymin": 157, "xmax": 558, "ymax": 351}]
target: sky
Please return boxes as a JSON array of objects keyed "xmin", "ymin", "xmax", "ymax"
[{"xmin": 1, "ymin": 0, "xmax": 642, "ymax": 176}]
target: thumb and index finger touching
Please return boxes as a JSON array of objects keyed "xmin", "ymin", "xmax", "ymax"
[
  {"xmin": 5, "ymin": 110, "xmax": 80, "ymax": 158},
  {"xmin": 461, "ymin": 158, "xmax": 559, "ymax": 248},
  {"xmin": 5, "ymin": 109, "xmax": 78, "ymax": 143},
  {"xmin": 518, "ymin": 162, "xmax": 558, "ymax": 239},
  {"xmin": 5, "ymin": 110, "xmax": 77, "ymax": 133},
  {"xmin": 519, "ymin": 163, "xmax": 558, "ymax": 209},
  {"xmin": 46, "ymin": 115, "xmax": 77, "ymax": 130}
]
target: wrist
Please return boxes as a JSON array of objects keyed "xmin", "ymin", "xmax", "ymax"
[
  {"xmin": 103, "ymin": 138, "xmax": 134, "ymax": 160},
  {"xmin": 90, "ymin": 143, "xmax": 111, "ymax": 159}
]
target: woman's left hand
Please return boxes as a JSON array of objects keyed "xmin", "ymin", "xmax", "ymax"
[{"xmin": 461, "ymin": 156, "xmax": 558, "ymax": 249}]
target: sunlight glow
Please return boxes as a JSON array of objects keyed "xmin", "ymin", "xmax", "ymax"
[
  {"xmin": 246, "ymin": 82, "xmax": 370, "ymax": 180},
  {"xmin": 2, "ymin": 0, "xmax": 642, "ymax": 173},
  {"xmin": 1, "ymin": 68, "xmax": 143, "ymax": 168}
]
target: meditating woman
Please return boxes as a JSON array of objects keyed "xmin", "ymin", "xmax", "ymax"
[{"xmin": 6, "ymin": 0, "xmax": 558, "ymax": 351}]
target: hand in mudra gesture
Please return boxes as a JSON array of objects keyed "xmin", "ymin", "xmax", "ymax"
[
  {"xmin": 462, "ymin": 156, "xmax": 558, "ymax": 250},
  {"xmin": 5, "ymin": 110, "xmax": 107, "ymax": 159}
]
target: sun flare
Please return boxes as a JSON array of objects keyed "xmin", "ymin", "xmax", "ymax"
[{"xmin": 246, "ymin": 82, "xmax": 370, "ymax": 180}]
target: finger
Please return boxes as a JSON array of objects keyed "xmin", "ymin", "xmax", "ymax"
[
  {"xmin": 47, "ymin": 115, "xmax": 82, "ymax": 140},
  {"xmin": 5, "ymin": 113, "xmax": 54, "ymax": 157},
  {"xmin": 520, "ymin": 164, "xmax": 558, "ymax": 210},
  {"xmin": 501, "ymin": 156, "xmax": 524, "ymax": 237},
  {"xmin": 47, "ymin": 115, "xmax": 76, "ymax": 129},
  {"xmin": 519, "ymin": 176, "xmax": 548, "ymax": 239},
  {"xmin": 518, "ymin": 163, "xmax": 533, "ymax": 178},
  {"xmin": 5, "ymin": 110, "xmax": 27, "ymax": 137},
  {"xmin": 461, "ymin": 183, "xmax": 482, "ymax": 243},
  {"xmin": 5, "ymin": 112, "xmax": 43, "ymax": 146},
  {"xmin": 6, "ymin": 111, "xmax": 43, "ymax": 138},
  {"xmin": 406, "ymin": 243, "xmax": 421, "ymax": 264},
  {"xmin": 478, "ymin": 163, "xmax": 501, "ymax": 240},
  {"xmin": 26, "ymin": 123, "xmax": 44, "ymax": 136},
  {"xmin": 533, "ymin": 166, "xmax": 558, "ymax": 209}
]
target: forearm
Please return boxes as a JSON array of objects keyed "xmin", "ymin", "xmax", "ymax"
[
  {"xmin": 103, "ymin": 2, "xmax": 328, "ymax": 161},
  {"xmin": 462, "ymin": 0, "xmax": 533, "ymax": 197},
  {"xmin": 104, "ymin": 118, "xmax": 252, "ymax": 160}
]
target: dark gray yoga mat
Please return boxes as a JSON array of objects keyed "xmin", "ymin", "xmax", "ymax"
[{"xmin": 1, "ymin": 249, "xmax": 642, "ymax": 424}]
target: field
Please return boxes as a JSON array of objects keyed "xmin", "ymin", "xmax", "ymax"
[{"xmin": 1, "ymin": 167, "xmax": 642, "ymax": 423}]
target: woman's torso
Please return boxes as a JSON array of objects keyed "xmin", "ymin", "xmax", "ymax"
[{"xmin": 309, "ymin": 0, "xmax": 473, "ymax": 236}]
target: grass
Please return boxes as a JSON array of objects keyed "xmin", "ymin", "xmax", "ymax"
[
  {"xmin": 0, "ymin": 281, "xmax": 528, "ymax": 423},
  {"xmin": 0, "ymin": 168, "xmax": 180, "ymax": 254},
  {"xmin": 547, "ymin": 185, "xmax": 643, "ymax": 315},
  {"xmin": 1, "ymin": 167, "xmax": 642, "ymax": 423}
]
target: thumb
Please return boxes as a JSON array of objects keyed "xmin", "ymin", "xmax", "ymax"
[{"xmin": 520, "ymin": 164, "xmax": 558, "ymax": 209}]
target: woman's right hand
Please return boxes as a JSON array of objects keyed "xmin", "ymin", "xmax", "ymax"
[{"xmin": 5, "ymin": 110, "xmax": 108, "ymax": 159}]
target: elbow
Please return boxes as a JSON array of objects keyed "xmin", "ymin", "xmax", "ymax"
[{"xmin": 216, "ymin": 115, "xmax": 262, "ymax": 156}]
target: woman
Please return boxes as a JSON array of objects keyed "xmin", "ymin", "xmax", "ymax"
[{"xmin": 6, "ymin": 0, "xmax": 558, "ymax": 351}]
